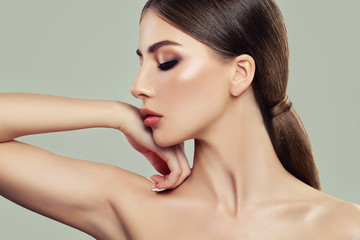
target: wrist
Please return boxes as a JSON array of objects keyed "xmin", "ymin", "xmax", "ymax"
[
  {"xmin": 112, "ymin": 101, "xmax": 142, "ymax": 135},
  {"xmin": 102, "ymin": 100, "xmax": 123, "ymax": 130},
  {"xmin": 108, "ymin": 101, "xmax": 136, "ymax": 132}
]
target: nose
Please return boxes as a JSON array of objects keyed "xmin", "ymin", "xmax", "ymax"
[{"xmin": 131, "ymin": 66, "xmax": 155, "ymax": 99}]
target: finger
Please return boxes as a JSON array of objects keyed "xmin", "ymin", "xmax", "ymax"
[
  {"xmin": 148, "ymin": 175, "xmax": 168, "ymax": 192},
  {"xmin": 172, "ymin": 146, "xmax": 191, "ymax": 188},
  {"xmin": 150, "ymin": 174, "xmax": 165, "ymax": 183},
  {"xmin": 148, "ymin": 144, "xmax": 189, "ymax": 190},
  {"xmin": 143, "ymin": 151, "xmax": 170, "ymax": 175},
  {"xmin": 168, "ymin": 144, "xmax": 191, "ymax": 187},
  {"xmin": 142, "ymin": 148, "xmax": 178, "ymax": 189},
  {"xmin": 155, "ymin": 154, "xmax": 183, "ymax": 189}
]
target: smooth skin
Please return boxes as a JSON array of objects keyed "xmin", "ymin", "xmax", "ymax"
[{"xmin": 1, "ymin": 10, "xmax": 360, "ymax": 240}]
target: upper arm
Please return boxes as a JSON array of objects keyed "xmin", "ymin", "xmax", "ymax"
[
  {"xmin": 348, "ymin": 203, "xmax": 360, "ymax": 239},
  {"xmin": 0, "ymin": 140, "xmax": 150, "ymax": 239}
]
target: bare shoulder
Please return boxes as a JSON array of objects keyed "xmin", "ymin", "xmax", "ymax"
[
  {"xmin": 105, "ymin": 166, "xmax": 165, "ymax": 215},
  {"xmin": 309, "ymin": 191, "xmax": 360, "ymax": 239},
  {"xmin": 324, "ymin": 199, "xmax": 360, "ymax": 239},
  {"xmin": 106, "ymin": 167, "xmax": 190, "ymax": 239},
  {"xmin": 106, "ymin": 166, "xmax": 157, "ymax": 206},
  {"xmin": 97, "ymin": 166, "xmax": 160, "ymax": 239}
]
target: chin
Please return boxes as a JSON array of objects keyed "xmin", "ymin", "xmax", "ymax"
[
  {"xmin": 154, "ymin": 137, "xmax": 175, "ymax": 148},
  {"xmin": 153, "ymin": 132, "xmax": 184, "ymax": 147}
]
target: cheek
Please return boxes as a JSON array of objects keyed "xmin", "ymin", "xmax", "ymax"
[
  {"xmin": 153, "ymin": 60, "xmax": 229, "ymax": 145},
  {"xmin": 160, "ymin": 59, "xmax": 227, "ymax": 108}
]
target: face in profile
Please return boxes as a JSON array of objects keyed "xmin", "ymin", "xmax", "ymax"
[{"xmin": 132, "ymin": 10, "xmax": 235, "ymax": 147}]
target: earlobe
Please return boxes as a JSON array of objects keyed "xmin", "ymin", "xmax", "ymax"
[{"xmin": 230, "ymin": 54, "xmax": 255, "ymax": 97}]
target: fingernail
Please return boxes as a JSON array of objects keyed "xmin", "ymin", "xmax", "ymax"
[
  {"xmin": 146, "ymin": 176, "xmax": 156, "ymax": 184},
  {"xmin": 152, "ymin": 188, "xmax": 166, "ymax": 192}
]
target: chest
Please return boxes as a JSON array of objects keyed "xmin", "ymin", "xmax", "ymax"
[
  {"xmin": 121, "ymin": 204, "xmax": 316, "ymax": 240},
  {"xmin": 113, "ymin": 193, "xmax": 338, "ymax": 240}
]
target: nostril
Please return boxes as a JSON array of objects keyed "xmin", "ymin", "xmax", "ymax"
[{"xmin": 138, "ymin": 93, "xmax": 148, "ymax": 99}]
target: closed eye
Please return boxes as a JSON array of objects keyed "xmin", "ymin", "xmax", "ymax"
[{"xmin": 158, "ymin": 60, "xmax": 179, "ymax": 71}]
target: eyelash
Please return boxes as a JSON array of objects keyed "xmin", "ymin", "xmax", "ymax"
[{"xmin": 158, "ymin": 60, "xmax": 179, "ymax": 71}]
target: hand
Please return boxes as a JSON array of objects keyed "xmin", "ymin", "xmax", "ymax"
[{"xmin": 119, "ymin": 103, "xmax": 191, "ymax": 190}]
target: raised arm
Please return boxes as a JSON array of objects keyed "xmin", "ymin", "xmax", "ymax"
[
  {"xmin": 0, "ymin": 93, "xmax": 121, "ymax": 142},
  {"xmin": 0, "ymin": 93, "xmax": 190, "ymax": 238},
  {"xmin": 0, "ymin": 93, "xmax": 190, "ymax": 187}
]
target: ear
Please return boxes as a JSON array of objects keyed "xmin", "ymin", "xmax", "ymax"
[{"xmin": 230, "ymin": 54, "xmax": 255, "ymax": 97}]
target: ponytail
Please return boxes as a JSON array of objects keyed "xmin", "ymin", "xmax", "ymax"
[{"xmin": 268, "ymin": 97, "xmax": 321, "ymax": 190}]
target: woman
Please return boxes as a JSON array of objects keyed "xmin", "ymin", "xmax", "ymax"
[{"xmin": 1, "ymin": 0, "xmax": 359, "ymax": 239}]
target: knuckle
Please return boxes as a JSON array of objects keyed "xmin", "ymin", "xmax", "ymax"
[
  {"xmin": 161, "ymin": 154, "xmax": 171, "ymax": 162},
  {"xmin": 175, "ymin": 169, "xmax": 183, "ymax": 177},
  {"xmin": 184, "ymin": 168, "xmax": 191, "ymax": 177}
]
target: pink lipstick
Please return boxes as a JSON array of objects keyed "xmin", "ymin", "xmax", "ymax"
[{"xmin": 140, "ymin": 108, "xmax": 163, "ymax": 127}]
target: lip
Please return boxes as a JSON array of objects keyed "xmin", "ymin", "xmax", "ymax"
[
  {"xmin": 140, "ymin": 108, "xmax": 163, "ymax": 127},
  {"xmin": 140, "ymin": 108, "xmax": 162, "ymax": 118}
]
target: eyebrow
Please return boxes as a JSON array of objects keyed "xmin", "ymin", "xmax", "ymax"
[{"xmin": 136, "ymin": 40, "xmax": 182, "ymax": 56}]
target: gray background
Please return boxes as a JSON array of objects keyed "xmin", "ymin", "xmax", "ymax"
[{"xmin": 0, "ymin": 0, "xmax": 359, "ymax": 239}]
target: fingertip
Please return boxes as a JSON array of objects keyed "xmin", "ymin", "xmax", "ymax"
[
  {"xmin": 151, "ymin": 174, "xmax": 165, "ymax": 183},
  {"xmin": 156, "ymin": 180, "xmax": 177, "ymax": 190},
  {"xmin": 152, "ymin": 188, "xmax": 167, "ymax": 192},
  {"xmin": 150, "ymin": 175, "xmax": 173, "ymax": 190},
  {"xmin": 146, "ymin": 176, "xmax": 156, "ymax": 184}
]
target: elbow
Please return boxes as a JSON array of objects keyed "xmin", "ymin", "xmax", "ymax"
[{"xmin": 0, "ymin": 123, "xmax": 16, "ymax": 143}]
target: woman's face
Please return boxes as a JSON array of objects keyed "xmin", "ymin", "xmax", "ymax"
[{"xmin": 132, "ymin": 10, "xmax": 233, "ymax": 147}]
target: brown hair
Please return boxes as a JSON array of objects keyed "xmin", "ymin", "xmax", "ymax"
[{"xmin": 142, "ymin": 0, "xmax": 321, "ymax": 189}]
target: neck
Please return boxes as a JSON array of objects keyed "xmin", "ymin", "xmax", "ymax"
[{"xmin": 181, "ymin": 89, "xmax": 297, "ymax": 215}]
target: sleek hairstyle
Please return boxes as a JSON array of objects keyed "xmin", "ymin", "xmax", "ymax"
[{"xmin": 142, "ymin": 0, "xmax": 321, "ymax": 189}]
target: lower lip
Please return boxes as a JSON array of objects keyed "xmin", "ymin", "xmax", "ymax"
[{"xmin": 144, "ymin": 116, "xmax": 162, "ymax": 127}]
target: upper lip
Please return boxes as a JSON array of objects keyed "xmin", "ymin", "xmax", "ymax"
[{"xmin": 140, "ymin": 108, "xmax": 163, "ymax": 118}]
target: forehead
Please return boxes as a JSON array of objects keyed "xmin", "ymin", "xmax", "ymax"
[{"xmin": 138, "ymin": 10, "xmax": 205, "ymax": 52}]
